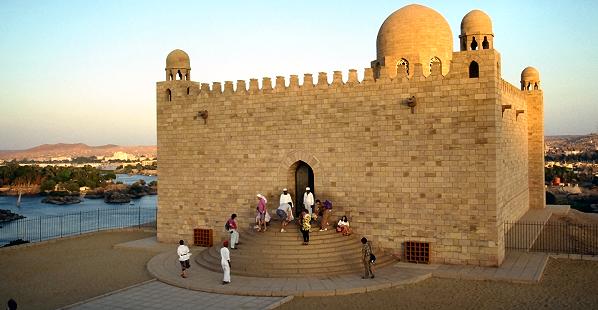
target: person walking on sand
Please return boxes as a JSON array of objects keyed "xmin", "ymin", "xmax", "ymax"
[
  {"xmin": 300, "ymin": 209, "xmax": 311, "ymax": 245},
  {"xmin": 226, "ymin": 213, "xmax": 239, "ymax": 249},
  {"xmin": 177, "ymin": 240, "xmax": 191, "ymax": 278},
  {"xmin": 256, "ymin": 194, "xmax": 267, "ymax": 232},
  {"xmin": 303, "ymin": 187, "xmax": 314, "ymax": 217},
  {"xmin": 361, "ymin": 237, "xmax": 374, "ymax": 279},
  {"xmin": 221, "ymin": 240, "xmax": 231, "ymax": 284}
]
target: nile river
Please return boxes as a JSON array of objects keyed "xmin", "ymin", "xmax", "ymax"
[{"xmin": 0, "ymin": 174, "xmax": 157, "ymax": 246}]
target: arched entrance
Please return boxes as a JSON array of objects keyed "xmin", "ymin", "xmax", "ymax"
[{"xmin": 295, "ymin": 161, "xmax": 314, "ymax": 217}]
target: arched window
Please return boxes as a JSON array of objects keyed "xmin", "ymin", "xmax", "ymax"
[
  {"xmin": 469, "ymin": 61, "xmax": 479, "ymax": 78},
  {"xmin": 482, "ymin": 36, "xmax": 489, "ymax": 49},
  {"xmin": 470, "ymin": 37, "xmax": 478, "ymax": 51},
  {"xmin": 534, "ymin": 83, "xmax": 539, "ymax": 90},
  {"xmin": 187, "ymin": 87, "xmax": 190, "ymax": 95},
  {"xmin": 169, "ymin": 73, "xmax": 173, "ymax": 81},
  {"xmin": 430, "ymin": 57, "xmax": 441, "ymax": 75},
  {"xmin": 166, "ymin": 89, "xmax": 172, "ymax": 101},
  {"xmin": 177, "ymin": 70, "xmax": 182, "ymax": 80},
  {"xmin": 397, "ymin": 58, "xmax": 409, "ymax": 76}
]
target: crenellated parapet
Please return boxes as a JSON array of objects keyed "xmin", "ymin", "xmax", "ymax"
[{"xmin": 159, "ymin": 58, "xmax": 505, "ymax": 100}]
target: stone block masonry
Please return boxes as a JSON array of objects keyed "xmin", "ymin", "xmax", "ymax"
[{"xmin": 156, "ymin": 4, "xmax": 544, "ymax": 267}]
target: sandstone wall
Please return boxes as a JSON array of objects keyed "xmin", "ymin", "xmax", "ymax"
[{"xmin": 157, "ymin": 49, "xmax": 530, "ymax": 266}]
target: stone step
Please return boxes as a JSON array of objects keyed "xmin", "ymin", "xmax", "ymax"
[
  {"xmin": 195, "ymin": 253, "xmax": 396, "ymax": 278},
  {"xmin": 196, "ymin": 226, "xmax": 396, "ymax": 278},
  {"xmin": 205, "ymin": 241, "xmax": 363, "ymax": 257},
  {"xmin": 201, "ymin": 245, "xmax": 364, "ymax": 262},
  {"xmin": 197, "ymin": 245, "xmax": 395, "ymax": 273}
]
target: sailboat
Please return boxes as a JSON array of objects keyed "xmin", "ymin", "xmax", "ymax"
[{"xmin": 16, "ymin": 191, "xmax": 22, "ymax": 208}]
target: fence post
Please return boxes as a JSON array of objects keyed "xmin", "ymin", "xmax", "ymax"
[
  {"xmin": 138, "ymin": 206, "xmax": 141, "ymax": 229},
  {"xmin": 39, "ymin": 218, "xmax": 42, "ymax": 242},
  {"xmin": 60, "ymin": 215, "xmax": 63, "ymax": 238},
  {"xmin": 97, "ymin": 209, "xmax": 100, "ymax": 231},
  {"xmin": 79, "ymin": 211, "xmax": 82, "ymax": 235}
]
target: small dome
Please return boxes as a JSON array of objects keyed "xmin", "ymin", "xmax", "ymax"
[
  {"xmin": 521, "ymin": 66, "xmax": 540, "ymax": 81},
  {"xmin": 376, "ymin": 4, "xmax": 453, "ymax": 76},
  {"xmin": 461, "ymin": 10, "xmax": 493, "ymax": 35},
  {"xmin": 166, "ymin": 49, "xmax": 190, "ymax": 69}
]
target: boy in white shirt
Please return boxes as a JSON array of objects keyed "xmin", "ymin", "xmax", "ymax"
[{"xmin": 177, "ymin": 240, "xmax": 191, "ymax": 278}]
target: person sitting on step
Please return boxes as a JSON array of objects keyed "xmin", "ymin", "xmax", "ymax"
[{"xmin": 336, "ymin": 215, "xmax": 352, "ymax": 236}]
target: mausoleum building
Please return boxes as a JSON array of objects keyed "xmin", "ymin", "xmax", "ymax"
[{"xmin": 156, "ymin": 4, "xmax": 544, "ymax": 266}]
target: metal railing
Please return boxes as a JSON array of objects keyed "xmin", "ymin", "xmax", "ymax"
[
  {"xmin": 0, "ymin": 206, "xmax": 157, "ymax": 247},
  {"xmin": 505, "ymin": 221, "xmax": 598, "ymax": 255}
]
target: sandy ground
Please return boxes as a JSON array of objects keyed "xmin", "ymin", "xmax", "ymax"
[
  {"xmin": 278, "ymin": 258, "xmax": 598, "ymax": 310},
  {"xmin": 0, "ymin": 230, "xmax": 155, "ymax": 310}
]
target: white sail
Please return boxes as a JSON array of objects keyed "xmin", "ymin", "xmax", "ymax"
[{"xmin": 16, "ymin": 192, "xmax": 22, "ymax": 207}]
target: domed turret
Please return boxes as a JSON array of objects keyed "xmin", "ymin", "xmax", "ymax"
[
  {"xmin": 521, "ymin": 67, "xmax": 540, "ymax": 91},
  {"xmin": 374, "ymin": 4, "xmax": 453, "ymax": 77},
  {"xmin": 460, "ymin": 10, "xmax": 494, "ymax": 51},
  {"xmin": 165, "ymin": 49, "xmax": 191, "ymax": 81}
]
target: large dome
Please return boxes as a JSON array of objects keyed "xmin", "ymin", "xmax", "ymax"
[
  {"xmin": 166, "ymin": 49, "xmax": 190, "ymax": 69},
  {"xmin": 376, "ymin": 4, "xmax": 453, "ymax": 76},
  {"xmin": 461, "ymin": 10, "xmax": 493, "ymax": 35},
  {"xmin": 521, "ymin": 66, "xmax": 540, "ymax": 81}
]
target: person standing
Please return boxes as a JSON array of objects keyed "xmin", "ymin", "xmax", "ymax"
[
  {"xmin": 221, "ymin": 240, "xmax": 231, "ymax": 284},
  {"xmin": 279, "ymin": 188, "xmax": 294, "ymax": 215},
  {"xmin": 177, "ymin": 240, "xmax": 191, "ymax": 278},
  {"xmin": 303, "ymin": 187, "xmax": 314, "ymax": 217},
  {"xmin": 320, "ymin": 200, "xmax": 333, "ymax": 231},
  {"xmin": 256, "ymin": 194, "xmax": 267, "ymax": 232},
  {"xmin": 300, "ymin": 210, "xmax": 311, "ymax": 245},
  {"xmin": 361, "ymin": 237, "xmax": 374, "ymax": 279},
  {"xmin": 226, "ymin": 213, "xmax": 239, "ymax": 249}
]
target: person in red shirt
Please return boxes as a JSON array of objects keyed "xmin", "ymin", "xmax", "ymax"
[{"xmin": 226, "ymin": 213, "xmax": 239, "ymax": 249}]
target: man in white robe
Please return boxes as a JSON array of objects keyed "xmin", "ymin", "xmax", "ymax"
[
  {"xmin": 303, "ymin": 187, "xmax": 314, "ymax": 217},
  {"xmin": 221, "ymin": 240, "xmax": 231, "ymax": 284}
]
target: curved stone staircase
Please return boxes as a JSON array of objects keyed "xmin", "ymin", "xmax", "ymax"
[{"xmin": 195, "ymin": 227, "xmax": 396, "ymax": 278}]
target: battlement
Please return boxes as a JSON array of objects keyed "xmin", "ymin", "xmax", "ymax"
[{"xmin": 159, "ymin": 58, "xmax": 512, "ymax": 100}]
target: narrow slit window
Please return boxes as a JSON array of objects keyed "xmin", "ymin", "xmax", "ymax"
[
  {"xmin": 167, "ymin": 89, "xmax": 172, "ymax": 101},
  {"xmin": 397, "ymin": 58, "xmax": 409, "ymax": 76},
  {"xmin": 469, "ymin": 61, "xmax": 479, "ymax": 78},
  {"xmin": 470, "ymin": 37, "xmax": 478, "ymax": 50},
  {"xmin": 482, "ymin": 36, "xmax": 489, "ymax": 49}
]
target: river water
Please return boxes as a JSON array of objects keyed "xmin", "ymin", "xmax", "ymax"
[{"xmin": 0, "ymin": 174, "xmax": 157, "ymax": 246}]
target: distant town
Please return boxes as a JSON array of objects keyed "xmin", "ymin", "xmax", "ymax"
[
  {"xmin": 544, "ymin": 133, "xmax": 598, "ymax": 212},
  {"xmin": 0, "ymin": 143, "xmax": 157, "ymax": 173}
]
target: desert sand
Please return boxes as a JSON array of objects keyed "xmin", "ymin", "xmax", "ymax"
[
  {"xmin": 1, "ymin": 227, "xmax": 597, "ymax": 309},
  {"xmin": 279, "ymin": 258, "xmax": 598, "ymax": 310},
  {"xmin": 0, "ymin": 230, "xmax": 155, "ymax": 310}
]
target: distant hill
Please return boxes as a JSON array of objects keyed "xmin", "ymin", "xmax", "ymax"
[{"xmin": 0, "ymin": 143, "xmax": 156, "ymax": 160}]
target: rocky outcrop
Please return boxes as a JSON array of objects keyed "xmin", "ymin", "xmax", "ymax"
[
  {"xmin": 104, "ymin": 191, "xmax": 131, "ymax": 204},
  {"xmin": 0, "ymin": 209, "xmax": 25, "ymax": 223},
  {"xmin": 42, "ymin": 195, "xmax": 82, "ymax": 205}
]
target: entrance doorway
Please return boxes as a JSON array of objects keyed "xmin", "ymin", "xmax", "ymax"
[{"xmin": 295, "ymin": 161, "xmax": 314, "ymax": 217}]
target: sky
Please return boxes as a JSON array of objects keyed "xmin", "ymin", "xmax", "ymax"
[{"xmin": 0, "ymin": 0, "xmax": 597, "ymax": 150}]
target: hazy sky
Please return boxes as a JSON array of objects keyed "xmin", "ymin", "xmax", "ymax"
[{"xmin": 1, "ymin": 0, "xmax": 597, "ymax": 150}]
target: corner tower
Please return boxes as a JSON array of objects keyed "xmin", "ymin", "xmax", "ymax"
[
  {"xmin": 460, "ymin": 10, "xmax": 494, "ymax": 51},
  {"xmin": 522, "ymin": 67, "xmax": 545, "ymax": 209},
  {"xmin": 166, "ymin": 49, "xmax": 191, "ymax": 81}
]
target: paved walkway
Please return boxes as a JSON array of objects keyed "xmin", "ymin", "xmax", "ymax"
[
  {"xmin": 65, "ymin": 237, "xmax": 551, "ymax": 309},
  {"xmin": 147, "ymin": 249, "xmax": 547, "ymax": 297},
  {"xmin": 396, "ymin": 250, "xmax": 548, "ymax": 283},
  {"xmin": 62, "ymin": 280, "xmax": 289, "ymax": 310}
]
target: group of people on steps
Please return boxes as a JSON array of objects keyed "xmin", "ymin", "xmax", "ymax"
[{"xmin": 176, "ymin": 187, "xmax": 376, "ymax": 285}]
